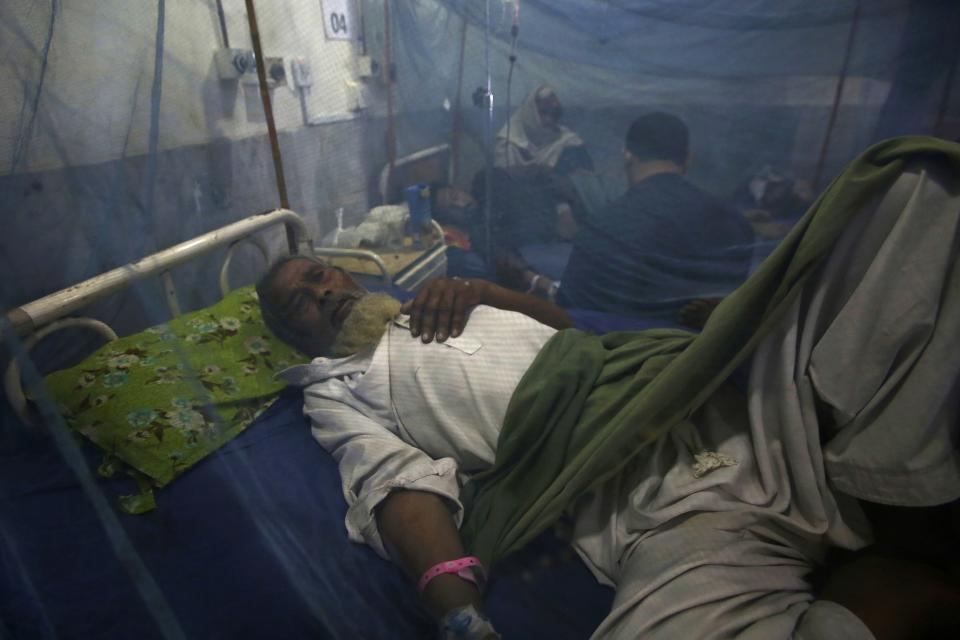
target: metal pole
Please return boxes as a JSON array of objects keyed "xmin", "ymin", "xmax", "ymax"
[
  {"xmin": 451, "ymin": 13, "xmax": 469, "ymax": 183},
  {"xmin": 384, "ymin": 0, "xmax": 397, "ymax": 173},
  {"xmin": 813, "ymin": 0, "xmax": 861, "ymax": 191},
  {"xmin": 215, "ymin": 0, "xmax": 230, "ymax": 47},
  {"xmin": 483, "ymin": 0, "xmax": 494, "ymax": 264},
  {"xmin": 244, "ymin": 0, "xmax": 297, "ymax": 254},
  {"xmin": 934, "ymin": 41, "xmax": 960, "ymax": 137}
]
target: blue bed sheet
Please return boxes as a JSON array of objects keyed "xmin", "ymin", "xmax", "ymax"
[{"xmin": 0, "ymin": 401, "xmax": 613, "ymax": 639}]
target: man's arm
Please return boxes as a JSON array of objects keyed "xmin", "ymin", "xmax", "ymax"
[
  {"xmin": 401, "ymin": 277, "xmax": 571, "ymax": 343},
  {"xmin": 377, "ymin": 490, "xmax": 483, "ymax": 619},
  {"xmin": 305, "ymin": 401, "xmax": 498, "ymax": 634}
]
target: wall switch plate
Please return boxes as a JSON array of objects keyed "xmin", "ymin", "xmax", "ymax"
[
  {"xmin": 356, "ymin": 55, "xmax": 379, "ymax": 79},
  {"xmin": 291, "ymin": 57, "xmax": 314, "ymax": 88}
]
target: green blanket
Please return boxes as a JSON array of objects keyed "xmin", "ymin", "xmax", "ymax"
[{"xmin": 460, "ymin": 136, "xmax": 960, "ymax": 567}]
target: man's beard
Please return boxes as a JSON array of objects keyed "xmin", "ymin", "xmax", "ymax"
[{"xmin": 329, "ymin": 292, "xmax": 402, "ymax": 357}]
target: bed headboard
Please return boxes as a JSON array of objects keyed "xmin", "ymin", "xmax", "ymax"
[
  {"xmin": 378, "ymin": 144, "xmax": 452, "ymax": 205},
  {"xmin": 3, "ymin": 209, "xmax": 312, "ymax": 339},
  {"xmin": 2, "ymin": 209, "xmax": 314, "ymax": 425}
]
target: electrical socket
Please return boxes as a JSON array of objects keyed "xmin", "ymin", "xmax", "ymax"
[{"xmin": 214, "ymin": 48, "xmax": 284, "ymax": 88}]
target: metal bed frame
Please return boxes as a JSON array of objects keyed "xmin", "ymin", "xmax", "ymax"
[
  {"xmin": 312, "ymin": 218, "xmax": 448, "ymax": 290},
  {"xmin": 3, "ymin": 206, "xmax": 448, "ymax": 424},
  {"xmin": 4, "ymin": 209, "xmax": 311, "ymax": 339},
  {"xmin": 360, "ymin": 143, "xmax": 453, "ymax": 289},
  {"xmin": 377, "ymin": 143, "xmax": 452, "ymax": 205}
]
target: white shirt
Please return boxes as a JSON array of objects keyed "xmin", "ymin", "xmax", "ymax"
[{"xmin": 279, "ymin": 306, "xmax": 557, "ymax": 558}]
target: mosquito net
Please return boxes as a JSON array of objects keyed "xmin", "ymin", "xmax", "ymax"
[{"xmin": 1, "ymin": 1, "xmax": 958, "ymax": 638}]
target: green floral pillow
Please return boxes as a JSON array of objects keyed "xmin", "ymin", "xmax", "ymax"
[{"xmin": 42, "ymin": 286, "xmax": 309, "ymax": 513}]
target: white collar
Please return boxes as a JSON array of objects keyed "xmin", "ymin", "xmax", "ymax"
[
  {"xmin": 276, "ymin": 346, "xmax": 375, "ymax": 386},
  {"xmin": 274, "ymin": 315, "xmax": 412, "ymax": 385}
]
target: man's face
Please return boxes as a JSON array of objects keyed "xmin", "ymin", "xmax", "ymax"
[
  {"xmin": 536, "ymin": 93, "xmax": 563, "ymax": 129},
  {"xmin": 264, "ymin": 258, "xmax": 362, "ymax": 355}
]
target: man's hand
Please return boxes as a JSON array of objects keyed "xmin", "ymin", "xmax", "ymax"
[
  {"xmin": 401, "ymin": 278, "xmax": 489, "ymax": 343},
  {"xmin": 439, "ymin": 605, "xmax": 501, "ymax": 639},
  {"xmin": 401, "ymin": 275, "xmax": 572, "ymax": 339},
  {"xmin": 493, "ymin": 249, "xmax": 534, "ymax": 291}
]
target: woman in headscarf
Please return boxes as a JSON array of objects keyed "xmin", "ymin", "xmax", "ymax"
[{"xmin": 495, "ymin": 85, "xmax": 589, "ymax": 173}]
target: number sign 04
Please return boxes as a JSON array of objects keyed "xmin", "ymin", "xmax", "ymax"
[{"xmin": 322, "ymin": 0, "xmax": 356, "ymax": 40}]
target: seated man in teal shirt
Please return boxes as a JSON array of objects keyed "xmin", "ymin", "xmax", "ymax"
[{"xmin": 555, "ymin": 112, "xmax": 754, "ymax": 322}]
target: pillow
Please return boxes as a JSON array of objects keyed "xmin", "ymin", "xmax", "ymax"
[{"xmin": 42, "ymin": 286, "xmax": 309, "ymax": 512}]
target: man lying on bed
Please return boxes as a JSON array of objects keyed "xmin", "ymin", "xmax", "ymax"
[{"xmin": 257, "ymin": 138, "xmax": 960, "ymax": 640}]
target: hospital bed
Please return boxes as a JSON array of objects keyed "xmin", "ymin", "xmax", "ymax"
[
  {"xmin": 312, "ymin": 217, "xmax": 448, "ymax": 292},
  {"xmin": 1, "ymin": 207, "xmax": 685, "ymax": 639},
  {"xmin": 371, "ymin": 142, "xmax": 580, "ymax": 282},
  {"xmin": 309, "ymin": 145, "xmax": 455, "ymax": 293}
]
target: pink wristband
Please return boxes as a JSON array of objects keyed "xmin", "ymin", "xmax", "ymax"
[{"xmin": 417, "ymin": 556, "xmax": 485, "ymax": 593}]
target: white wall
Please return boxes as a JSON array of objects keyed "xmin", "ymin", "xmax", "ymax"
[{"xmin": 0, "ymin": 0, "xmax": 369, "ymax": 175}]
